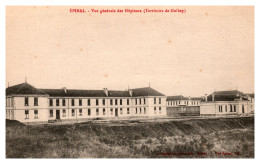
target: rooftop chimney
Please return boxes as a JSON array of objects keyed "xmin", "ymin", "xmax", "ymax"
[
  {"xmin": 62, "ymin": 87, "xmax": 67, "ymax": 93},
  {"xmin": 205, "ymin": 94, "xmax": 208, "ymax": 102},
  {"xmin": 212, "ymin": 93, "xmax": 215, "ymax": 102},
  {"xmin": 103, "ymin": 88, "xmax": 108, "ymax": 96},
  {"xmin": 129, "ymin": 89, "xmax": 133, "ymax": 97}
]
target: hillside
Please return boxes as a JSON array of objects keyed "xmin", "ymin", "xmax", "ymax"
[{"xmin": 6, "ymin": 116, "xmax": 254, "ymax": 158}]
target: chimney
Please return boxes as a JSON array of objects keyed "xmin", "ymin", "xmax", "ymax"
[
  {"xmin": 129, "ymin": 89, "xmax": 133, "ymax": 97},
  {"xmin": 103, "ymin": 88, "xmax": 108, "ymax": 96},
  {"xmin": 205, "ymin": 94, "xmax": 208, "ymax": 102},
  {"xmin": 62, "ymin": 87, "xmax": 67, "ymax": 93},
  {"xmin": 212, "ymin": 93, "xmax": 215, "ymax": 102}
]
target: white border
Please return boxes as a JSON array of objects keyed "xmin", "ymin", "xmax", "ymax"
[{"xmin": 0, "ymin": 0, "xmax": 258, "ymax": 163}]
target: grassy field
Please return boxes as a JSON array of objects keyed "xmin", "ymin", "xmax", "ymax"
[{"xmin": 6, "ymin": 116, "xmax": 254, "ymax": 158}]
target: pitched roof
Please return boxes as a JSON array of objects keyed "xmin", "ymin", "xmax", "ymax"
[
  {"xmin": 166, "ymin": 95, "xmax": 203, "ymax": 101},
  {"xmin": 108, "ymin": 90, "xmax": 130, "ymax": 97},
  {"xmin": 131, "ymin": 87, "xmax": 165, "ymax": 97},
  {"xmin": 40, "ymin": 89, "xmax": 107, "ymax": 97},
  {"xmin": 246, "ymin": 93, "xmax": 254, "ymax": 98},
  {"xmin": 203, "ymin": 90, "xmax": 249, "ymax": 102},
  {"xmin": 6, "ymin": 83, "xmax": 47, "ymax": 96},
  {"xmin": 6, "ymin": 82, "xmax": 165, "ymax": 98}
]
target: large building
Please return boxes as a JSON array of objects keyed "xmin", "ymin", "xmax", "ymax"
[
  {"xmin": 6, "ymin": 82, "xmax": 167, "ymax": 123},
  {"xmin": 166, "ymin": 95, "xmax": 202, "ymax": 116},
  {"xmin": 200, "ymin": 90, "xmax": 254, "ymax": 116}
]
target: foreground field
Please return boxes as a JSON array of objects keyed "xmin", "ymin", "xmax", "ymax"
[{"xmin": 6, "ymin": 117, "xmax": 254, "ymax": 158}]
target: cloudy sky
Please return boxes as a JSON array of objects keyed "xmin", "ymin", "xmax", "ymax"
[{"xmin": 6, "ymin": 6, "xmax": 254, "ymax": 96}]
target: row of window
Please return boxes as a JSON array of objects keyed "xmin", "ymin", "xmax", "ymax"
[
  {"xmin": 49, "ymin": 108, "xmax": 133, "ymax": 117},
  {"xmin": 23, "ymin": 97, "xmax": 162, "ymax": 107},
  {"xmin": 49, "ymin": 107, "xmax": 163, "ymax": 117},
  {"xmin": 24, "ymin": 110, "xmax": 38, "ymax": 119},
  {"xmin": 218, "ymin": 105, "xmax": 244, "ymax": 113},
  {"xmin": 24, "ymin": 97, "xmax": 38, "ymax": 106},
  {"xmin": 167, "ymin": 101, "xmax": 199, "ymax": 106},
  {"xmin": 24, "ymin": 107, "xmax": 163, "ymax": 119},
  {"xmin": 6, "ymin": 98, "xmax": 14, "ymax": 107},
  {"xmin": 49, "ymin": 98, "xmax": 162, "ymax": 107}
]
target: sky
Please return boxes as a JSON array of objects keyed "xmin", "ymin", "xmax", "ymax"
[{"xmin": 6, "ymin": 6, "xmax": 254, "ymax": 97}]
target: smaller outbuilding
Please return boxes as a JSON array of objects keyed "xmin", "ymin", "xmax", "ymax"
[{"xmin": 166, "ymin": 95, "xmax": 203, "ymax": 116}]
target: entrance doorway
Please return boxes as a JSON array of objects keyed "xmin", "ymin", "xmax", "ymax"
[
  {"xmin": 56, "ymin": 110, "xmax": 60, "ymax": 119},
  {"xmin": 115, "ymin": 108, "xmax": 118, "ymax": 117}
]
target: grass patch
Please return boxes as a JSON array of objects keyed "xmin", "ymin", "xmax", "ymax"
[{"xmin": 6, "ymin": 117, "xmax": 254, "ymax": 158}]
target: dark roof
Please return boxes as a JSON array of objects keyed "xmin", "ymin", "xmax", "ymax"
[
  {"xmin": 203, "ymin": 90, "xmax": 249, "ymax": 102},
  {"xmin": 131, "ymin": 87, "xmax": 165, "ymax": 97},
  {"xmin": 166, "ymin": 95, "xmax": 203, "ymax": 101},
  {"xmin": 6, "ymin": 83, "xmax": 47, "ymax": 96},
  {"xmin": 6, "ymin": 83, "xmax": 165, "ymax": 98},
  {"xmin": 246, "ymin": 93, "xmax": 254, "ymax": 98},
  {"xmin": 108, "ymin": 90, "xmax": 130, "ymax": 97},
  {"xmin": 40, "ymin": 89, "xmax": 107, "ymax": 97}
]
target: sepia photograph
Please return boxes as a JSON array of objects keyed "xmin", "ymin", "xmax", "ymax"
[{"xmin": 5, "ymin": 6, "xmax": 254, "ymax": 158}]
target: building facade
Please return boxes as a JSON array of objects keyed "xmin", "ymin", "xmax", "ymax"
[
  {"xmin": 200, "ymin": 90, "xmax": 253, "ymax": 116},
  {"xmin": 6, "ymin": 82, "xmax": 167, "ymax": 123},
  {"xmin": 166, "ymin": 95, "xmax": 202, "ymax": 116}
]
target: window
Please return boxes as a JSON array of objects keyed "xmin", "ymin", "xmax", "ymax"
[
  {"xmin": 110, "ymin": 99, "xmax": 113, "ymax": 105},
  {"xmin": 88, "ymin": 99, "xmax": 91, "ymax": 106},
  {"xmin": 62, "ymin": 99, "xmax": 66, "ymax": 106},
  {"xmin": 25, "ymin": 97, "xmax": 29, "ymax": 106},
  {"xmin": 88, "ymin": 109, "xmax": 91, "ymax": 116},
  {"xmin": 96, "ymin": 108, "xmax": 99, "ymax": 116},
  {"xmin": 139, "ymin": 107, "xmax": 142, "ymax": 114},
  {"xmin": 225, "ymin": 105, "xmax": 227, "ymax": 112},
  {"xmin": 110, "ymin": 108, "xmax": 113, "ymax": 115},
  {"xmin": 144, "ymin": 107, "xmax": 146, "ymax": 114},
  {"xmin": 242, "ymin": 105, "xmax": 245, "ymax": 113},
  {"xmin": 136, "ymin": 108, "xmax": 138, "ymax": 114},
  {"xmin": 230, "ymin": 105, "xmax": 233, "ymax": 112},
  {"xmin": 159, "ymin": 107, "xmax": 162, "ymax": 114},
  {"xmin": 63, "ymin": 109, "xmax": 66, "ymax": 117},
  {"xmin": 25, "ymin": 110, "xmax": 29, "ymax": 119},
  {"xmin": 154, "ymin": 98, "xmax": 156, "ymax": 104},
  {"xmin": 135, "ymin": 99, "xmax": 137, "ymax": 105},
  {"xmin": 127, "ymin": 99, "xmax": 129, "ymax": 105},
  {"xmin": 219, "ymin": 106, "xmax": 222, "ymax": 112},
  {"xmin": 34, "ymin": 110, "xmax": 38, "ymax": 118},
  {"xmin": 103, "ymin": 108, "xmax": 106, "ymax": 115},
  {"xmin": 139, "ymin": 98, "xmax": 141, "ymax": 105},
  {"xmin": 103, "ymin": 99, "xmax": 106, "ymax": 106},
  {"xmin": 34, "ymin": 97, "xmax": 38, "ymax": 106},
  {"xmin": 154, "ymin": 107, "xmax": 156, "ymax": 114},
  {"xmin": 115, "ymin": 99, "xmax": 118, "ymax": 105},
  {"xmin": 234, "ymin": 105, "xmax": 236, "ymax": 112},
  {"xmin": 127, "ymin": 108, "xmax": 130, "ymax": 114},
  {"xmin": 72, "ymin": 109, "xmax": 75, "ymax": 116},
  {"xmin": 159, "ymin": 98, "xmax": 161, "ymax": 104},
  {"xmin": 79, "ymin": 99, "xmax": 82, "ymax": 106},
  {"xmin": 56, "ymin": 99, "xmax": 59, "ymax": 106},
  {"xmin": 71, "ymin": 99, "xmax": 75, "ymax": 106},
  {"xmin": 49, "ymin": 99, "xmax": 53, "ymax": 106},
  {"xmin": 50, "ymin": 109, "xmax": 53, "ymax": 117},
  {"xmin": 120, "ymin": 99, "xmax": 122, "ymax": 105},
  {"xmin": 144, "ymin": 98, "xmax": 146, "ymax": 104},
  {"xmin": 79, "ymin": 109, "xmax": 82, "ymax": 116},
  {"xmin": 120, "ymin": 108, "xmax": 123, "ymax": 115},
  {"xmin": 96, "ymin": 99, "xmax": 99, "ymax": 106}
]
